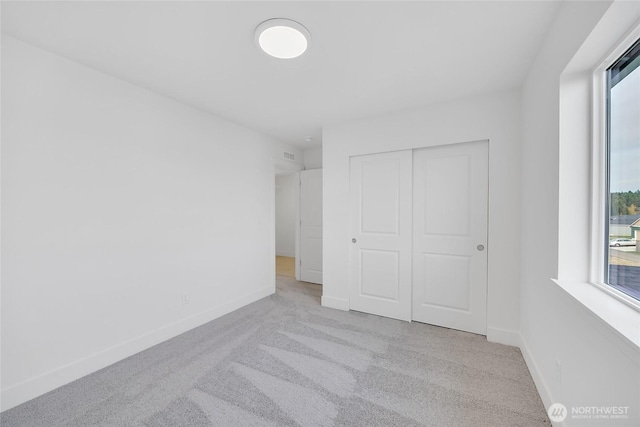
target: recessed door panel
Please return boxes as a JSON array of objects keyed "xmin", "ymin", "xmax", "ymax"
[
  {"xmin": 421, "ymin": 253, "xmax": 470, "ymax": 311},
  {"xmin": 360, "ymin": 159, "xmax": 401, "ymax": 235},
  {"xmin": 360, "ymin": 249, "xmax": 400, "ymax": 300},
  {"xmin": 423, "ymin": 155, "xmax": 470, "ymax": 237},
  {"xmin": 304, "ymin": 236, "xmax": 323, "ymax": 275}
]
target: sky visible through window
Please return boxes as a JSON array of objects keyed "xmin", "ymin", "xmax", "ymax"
[{"xmin": 610, "ymin": 65, "xmax": 640, "ymax": 193}]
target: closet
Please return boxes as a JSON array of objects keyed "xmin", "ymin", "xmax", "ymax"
[{"xmin": 348, "ymin": 140, "xmax": 488, "ymax": 334}]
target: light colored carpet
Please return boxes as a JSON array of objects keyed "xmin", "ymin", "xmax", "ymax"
[{"xmin": 0, "ymin": 276, "xmax": 549, "ymax": 426}]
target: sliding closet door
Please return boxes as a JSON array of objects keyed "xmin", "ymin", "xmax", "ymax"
[
  {"xmin": 412, "ymin": 141, "xmax": 488, "ymax": 334},
  {"xmin": 349, "ymin": 151, "xmax": 412, "ymax": 321}
]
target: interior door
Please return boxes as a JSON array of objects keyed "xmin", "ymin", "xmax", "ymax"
[
  {"xmin": 412, "ymin": 141, "xmax": 488, "ymax": 334},
  {"xmin": 349, "ymin": 151, "xmax": 412, "ymax": 321},
  {"xmin": 300, "ymin": 169, "xmax": 323, "ymax": 284}
]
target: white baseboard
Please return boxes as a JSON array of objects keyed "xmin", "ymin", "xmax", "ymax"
[
  {"xmin": 321, "ymin": 295, "xmax": 349, "ymax": 311},
  {"xmin": 0, "ymin": 285, "xmax": 275, "ymax": 412},
  {"xmin": 519, "ymin": 334, "xmax": 562, "ymax": 426},
  {"xmin": 486, "ymin": 327, "xmax": 521, "ymax": 347}
]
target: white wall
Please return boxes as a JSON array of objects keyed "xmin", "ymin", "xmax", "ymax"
[
  {"xmin": 273, "ymin": 140, "xmax": 304, "ymax": 175},
  {"xmin": 303, "ymin": 146, "xmax": 322, "ymax": 169},
  {"xmin": 322, "ymin": 90, "xmax": 523, "ymax": 345},
  {"xmin": 1, "ymin": 36, "xmax": 280, "ymax": 410},
  {"xmin": 520, "ymin": 0, "xmax": 640, "ymax": 425},
  {"xmin": 275, "ymin": 174, "xmax": 297, "ymax": 257}
]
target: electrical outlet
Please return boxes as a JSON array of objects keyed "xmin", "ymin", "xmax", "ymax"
[
  {"xmin": 181, "ymin": 293, "xmax": 190, "ymax": 305},
  {"xmin": 555, "ymin": 358, "xmax": 562, "ymax": 384}
]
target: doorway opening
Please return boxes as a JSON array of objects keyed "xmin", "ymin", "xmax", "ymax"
[
  {"xmin": 275, "ymin": 172, "xmax": 299, "ymax": 278},
  {"xmin": 276, "ymin": 255, "xmax": 296, "ymax": 278},
  {"xmin": 274, "ymin": 168, "xmax": 323, "ymax": 305}
]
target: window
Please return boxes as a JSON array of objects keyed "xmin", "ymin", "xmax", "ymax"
[
  {"xmin": 553, "ymin": 16, "xmax": 640, "ymax": 347},
  {"xmin": 605, "ymin": 38, "xmax": 640, "ymax": 302}
]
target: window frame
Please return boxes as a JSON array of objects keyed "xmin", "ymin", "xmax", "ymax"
[{"xmin": 591, "ymin": 27, "xmax": 640, "ymax": 311}]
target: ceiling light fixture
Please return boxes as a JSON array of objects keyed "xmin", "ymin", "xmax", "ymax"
[
  {"xmin": 304, "ymin": 136, "xmax": 313, "ymax": 143},
  {"xmin": 255, "ymin": 18, "xmax": 310, "ymax": 59}
]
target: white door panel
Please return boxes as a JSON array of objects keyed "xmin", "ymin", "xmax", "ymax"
[
  {"xmin": 300, "ymin": 169, "xmax": 323, "ymax": 284},
  {"xmin": 421, "ymin": 253, "xmax": 470, "ymax": 310},
  {"xmin": 422, "ymin": 154, "xmax": 471, "ymax": 236},
  {"xmin": 349, "ymin": 151, "xmax": 412, "ymax": 321},
  {"xmin": 412, "ymin": 141, "xmax": 488, "ymax": 334},
  {"xmin": 360, "ymin": 249, "xmax": 400, "ymax": 300}
]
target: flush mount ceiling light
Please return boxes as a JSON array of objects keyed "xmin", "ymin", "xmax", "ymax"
[{"xmin": 255, "ymin": 18, "xmax": 310, "ymax": 59}]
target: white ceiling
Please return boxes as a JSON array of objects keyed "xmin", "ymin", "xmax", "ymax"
[{"xmin": 1, "ymin": 1, "xmax": 561, "ymax": 148}]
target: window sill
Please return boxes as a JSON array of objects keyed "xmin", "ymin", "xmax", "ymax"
[{"xmin": 552, "ymin": 279, "xmax": 640, "ymax": 349}]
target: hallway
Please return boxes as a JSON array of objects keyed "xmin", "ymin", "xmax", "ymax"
[
  {"xmin": 276, "ymin": 256, "xmax": 322, "ymax": 306},
  {"xmin": 276, "ymin": 256, "xmax": 295, "ymax": 278}
]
